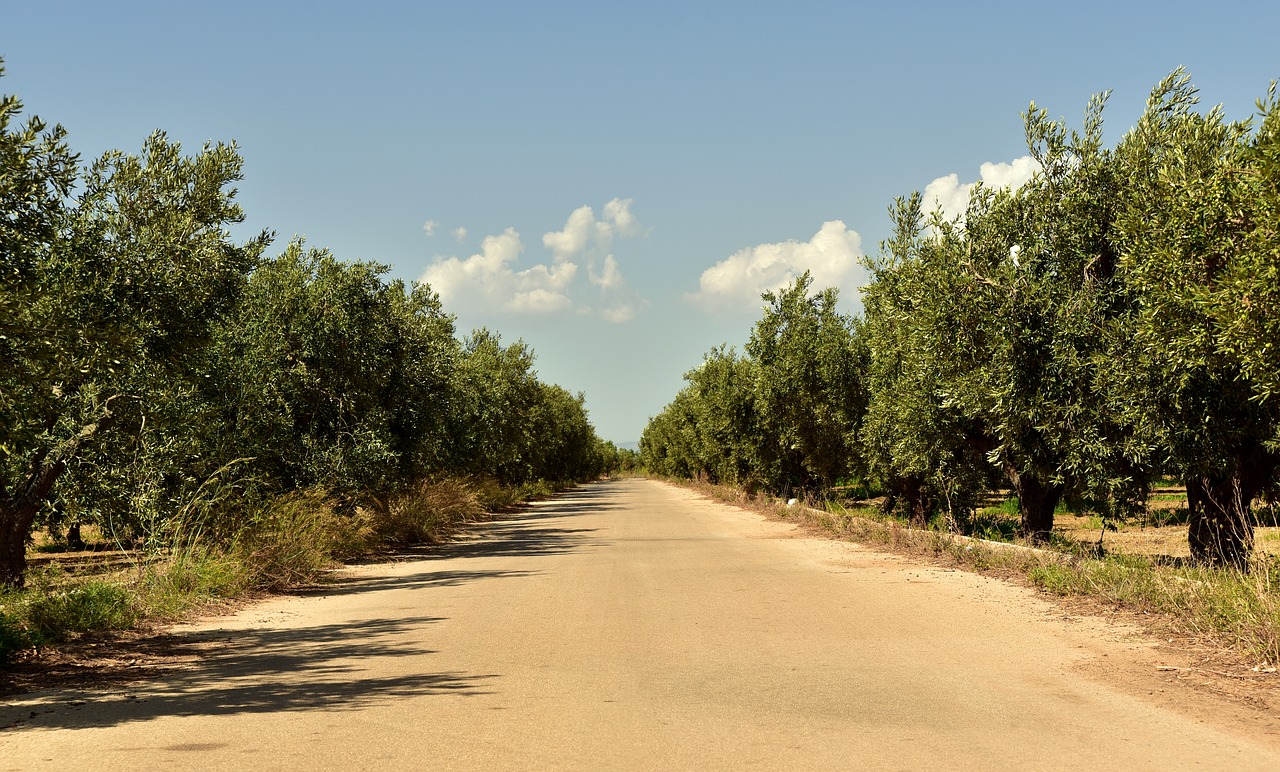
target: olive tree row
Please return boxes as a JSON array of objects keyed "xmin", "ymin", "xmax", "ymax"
[
  {"xmin": 0, "ymin": 68, "xmax": 614, "ymax": 585},
  {"xmin": 643, "ymin": 71, "xmax": 1280, "ymax": 568},
  {"xmin": 642, "ymin": 274, "xmax": 866, "ymax": 497}
]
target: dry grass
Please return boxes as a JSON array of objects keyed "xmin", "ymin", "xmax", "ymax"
[{"xmin": 364, "ymin": 478, "xmax": 485, "ymax": 548}]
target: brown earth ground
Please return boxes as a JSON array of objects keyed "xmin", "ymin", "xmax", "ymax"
[{"xmin": 3, "ymin": 479, "xmax": 1280, "ymax": 770}]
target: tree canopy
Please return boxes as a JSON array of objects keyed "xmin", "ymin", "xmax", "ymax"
[
  {"xmin": 644, "ymin": 70, "xmax": 1280, "ymax": 568},
  {"xmin": 0, "ymin": 64, "xmax": 616, "ymax": 586}
]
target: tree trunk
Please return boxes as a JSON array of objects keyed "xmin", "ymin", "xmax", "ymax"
[
  {"xmin": 890, "ymin": 476, "xmax": 942, "ymax": 524},
  {"xmin": 66, "ymin": 522, "xmax": 85, "ymax": 552},
  {"xmin": 1185, "ymin": 457, "xmax": 1270, "ymax": 570},
  {"xmin": 1, "ymin": 448, "xmax": 73, "ymax": 587},
  {"xmin": 0, "ymin": 498, "xmax": 41, "ymax": 587},
  {"xmin": 1006, "ymin": 463, "xmax": 1063, "ymax": 542},
  {"xmin": 0, "ymin": 403, "xmax": 119, "ymax": 586}
]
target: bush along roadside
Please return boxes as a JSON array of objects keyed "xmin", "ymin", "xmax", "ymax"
[{"xmin": 0, "ymin": 475, "xmax": 565, "ymax": 666}]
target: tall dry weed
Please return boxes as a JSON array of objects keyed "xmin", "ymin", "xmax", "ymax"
[
  {"xmin": 366, "ymin": 477, "xmax": 483, "ymax": 547},
  {"xmin": 233, "ymin": 489, "xmax": 367, "ymax": 589}
]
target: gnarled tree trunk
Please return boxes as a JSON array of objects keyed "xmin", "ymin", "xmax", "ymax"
[
  {"xmin": 1, "ymin": 452, "xmax": 66, "ymax": 587},
  {"xmin": 1, "ymin": 498, "xmax": 41, "ymax": 588},
  {"xmin": 0, "ymin": 406, "xmax": 117, "ymax": 587},
  {"xmin": 1185, "ymin": 455, "xmax": 1272, "ymax": 570},
  {"xmin": 1006, "ymin": 463, "xmax": 1063, "ymax": 542}
]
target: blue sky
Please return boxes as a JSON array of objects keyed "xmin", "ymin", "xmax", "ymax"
[{"xmin": 4, "ymin": 1, "xmax": 1277, "ymax": 443}]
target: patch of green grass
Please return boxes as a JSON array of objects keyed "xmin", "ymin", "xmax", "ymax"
[
  {"xmin": 1145, "ymin": 506, "xmax": 1190, "ymax": 527},
  {"xmin": 963, "ymin": 510, "xmax": 1019, "ymax": 542},
  {"xmin": 1079, "ymin": 515, "xmax": 1106, "ymax": 531},
  {"xmin": 987, "ymin": 496, "xmax": 1021, "ymax": 516},
  {"xmin": 0, "ymin": 600, "xmax": 39, "ymax": 664},
  {"xmin": 137, "ymin": 548, "xmax": 250, "ymax": 619},
  {"xmin": 23, "ymin": 580, "xmax": 136, "ymax": 642}
]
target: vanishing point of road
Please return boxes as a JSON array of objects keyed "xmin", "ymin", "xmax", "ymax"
[{"xmin": 4, "ymin": 478, "xmax": 1278, "ymax": 769}]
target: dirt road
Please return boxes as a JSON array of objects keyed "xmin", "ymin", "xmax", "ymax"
[{"xmin": 3, "ymin": 479, "xmax": 1278, "ymax": 769}]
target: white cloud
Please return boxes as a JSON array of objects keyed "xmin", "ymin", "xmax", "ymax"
[
  {"xmin": 601, "ymin": 302, "xmax": 637, "ymax": 323},
  {"xmin": 508, "ymin": 288, "xmax": 572, "ymax": 314},
  {"xmin": 543, "ymin": 205, "xmax": 596, "ymax": 261},
  {"xmin": 688, "ymin": 220, "xmax": 865, "ymax": 310},
  {"xmin": 589, "ymin": 255, "xmax": 623, "ymax": 290},
  {"xmin": 541, "ymin": 197, "xmax": 640, "ymax": 262},
  {"xmin": 422, "ymin": 219, "xmax": 440, "ymax": 237},
  {"xmin": 603, "ymin": 198, "xmax": 640, "ymax": 237},
  {"xmin": 421, "ymin": 227, "xmax": 530, "ymax": 310},
  {"xmin": 420, "ymin": 199, "xmax": 644, "ymax": 321},
  {"xmin": 453, "ymin": 226, "xmax": 468, "ymax": 244},
  {"xmin": 923, "ymin": 155, "xmax": 1040, "ymax": 223}
]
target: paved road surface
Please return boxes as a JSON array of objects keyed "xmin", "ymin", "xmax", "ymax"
[{"xmin": 4, "ymin": 479, "xmax": 1278, "ymax": 769}]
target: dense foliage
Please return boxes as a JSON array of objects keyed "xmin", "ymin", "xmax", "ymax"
[
  {"xmin": 0, "ymin": 64, "xmax": 617, "ymax": 586},
  {"xmin": 643, "ymin": 71, "xmax": 1280, "ymax": 569}
]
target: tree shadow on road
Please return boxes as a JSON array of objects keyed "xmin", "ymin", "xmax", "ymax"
[
  {"xmin": 295, "ymin": 567, "xmax": 539, "ymax": 598},
  {"xmin": 2, "ymin": 615, "xmax": 495, "ymax": 731},
  {"xmin": 0, "ymin": 483, "xmax": 621, "ymax": 726},
  {"xmin": 419, "ymin": 485, "xmax": 617, "ymax": 562}
]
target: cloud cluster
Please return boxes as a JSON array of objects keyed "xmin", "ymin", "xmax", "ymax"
[
  {"xmin": 687, "ymin": 220, "xmax": 866, "ymax": 311},
  {"xmin": 923, "ymin": 155, "xmax": 1040, "ymax": 223},
  {"xmin": 420, "ymin": 199, "xmax": 643, "ymax": 322}
]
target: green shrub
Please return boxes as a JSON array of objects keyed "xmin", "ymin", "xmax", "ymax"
[
  {"xmin": 0, "ymin": 605, "xmax": 39, "ymax": 664},
  {"xmin": 24, "ymin": 581, "xmax": 136, "ymax": 642}
]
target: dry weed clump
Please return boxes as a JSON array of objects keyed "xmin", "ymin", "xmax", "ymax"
[
  {"xmin": 467, "ymin": 476, "xmax": 554, "ymax": 513},
  {"xmin": 365, "ymin": 477, "xmax": 484, "ymax": 548},
  {"xmin": 233, "ymin": 489, "xmax": 367, "ymax": 590}
]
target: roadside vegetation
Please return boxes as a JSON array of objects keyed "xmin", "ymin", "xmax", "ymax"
[
  {"xmin": 679, "ymin": 477, "xmax": 1280, "ymax": 667},
  {"xmin": 642, "ymin": 71, "xmax": 1280, "ymax": 662},
  {"xmin": 0, "ymin": 59, "xmax": 625, "ymax": 664}
]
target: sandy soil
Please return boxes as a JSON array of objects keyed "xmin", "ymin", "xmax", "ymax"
[{"xmin": 3, "ymin": 479, "xmax": 1278, "ymax": 769}]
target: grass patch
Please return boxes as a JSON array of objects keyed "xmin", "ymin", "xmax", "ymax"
[
  {"xmin": 24, "ymin": 581, "xmax": 137, "ymax": 642},
  {"xmin": 0, "ymin": 606, "xmax": 38, "ymax": 665},
  {"xmin": 1027, "ymin": 553, "xmax": 1280, "ymax": 664},
  {"xmin": 136, "ymin": 548, "xmax": 251, "ymax": 619}
]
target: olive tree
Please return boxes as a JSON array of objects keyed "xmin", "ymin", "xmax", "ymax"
[
  {"xmin": 1109, "ymin": 71, "xmax": 1280, "ymax": 568},
  {"xmin": 860, "ymin": 194, "xmax": 997, "ymax": 525},
  {"xmin": 0, "ymin": 106, "xmax": 267, "ymax": 583},
  {"xmin": 746, "ymin": 272, "xmax": 866, "ymax": 496}
]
